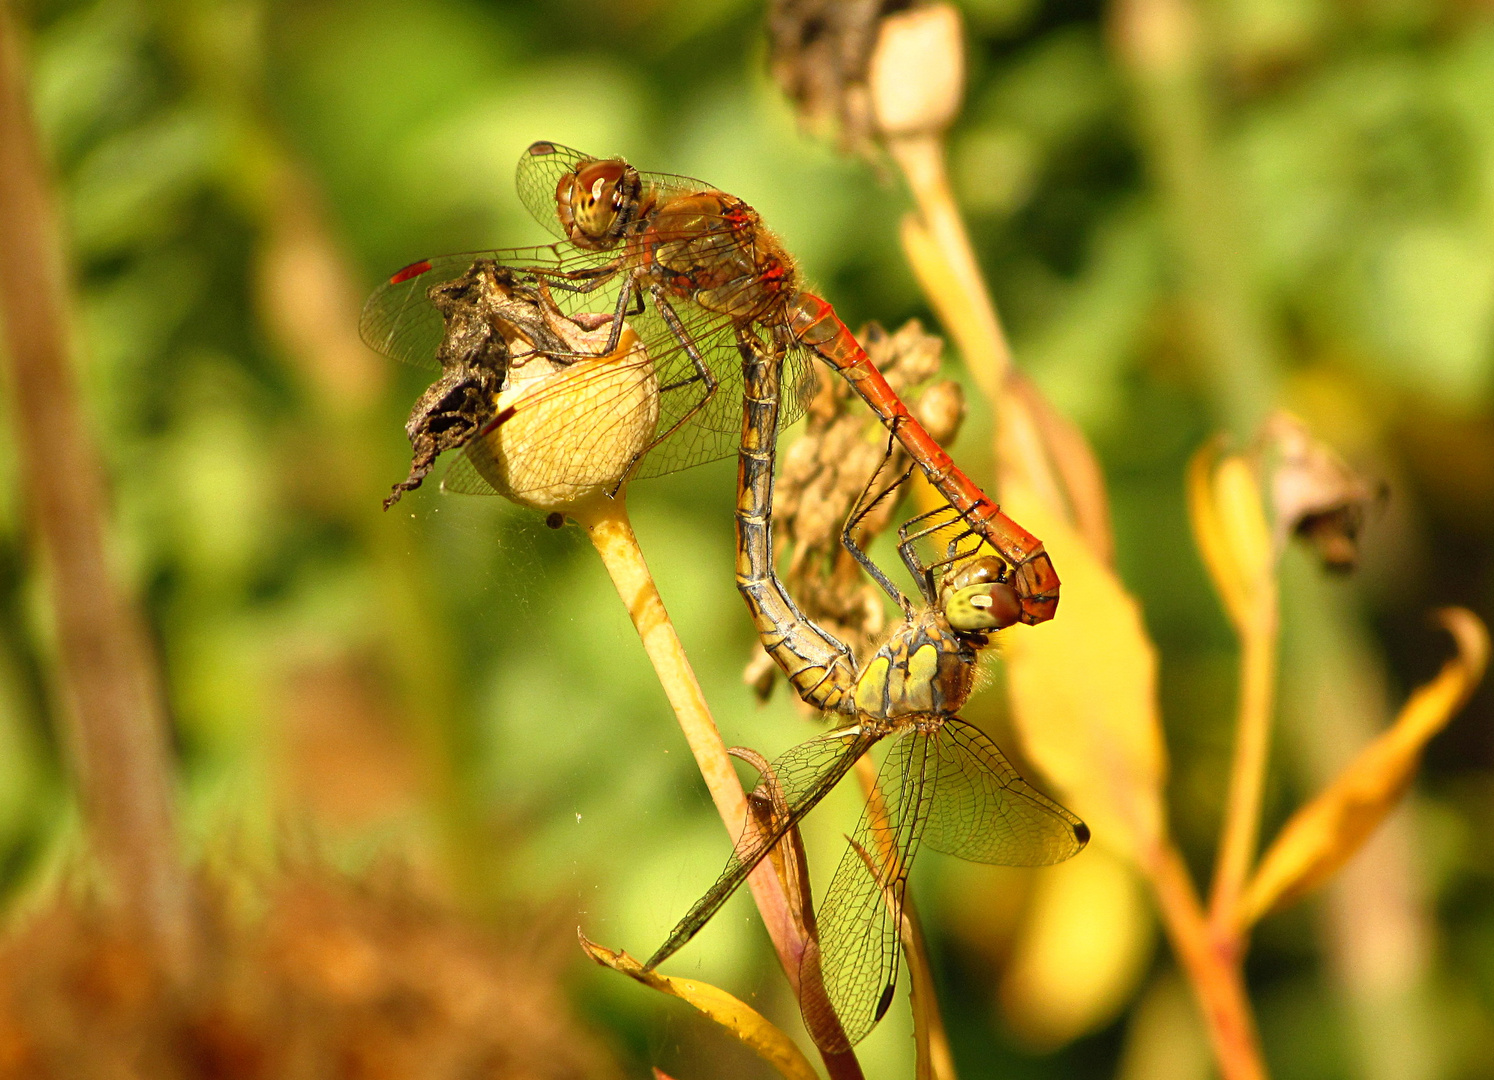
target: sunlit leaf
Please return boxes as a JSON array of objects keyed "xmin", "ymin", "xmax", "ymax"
[
  {"xmin": 579, "ymin": 932, "xmax": 821, "ymax": 1080},
  {"xmin": 998, "ymin": 845, "xmax": 1155, "ymax": 1049},
  {"xmin": 1000, "ymin": 481, "xmax": 1168, "ymax": 862},
  {"xmin": 1237, "ymin": 608, "xmax": 1490, "ymax": 928}
]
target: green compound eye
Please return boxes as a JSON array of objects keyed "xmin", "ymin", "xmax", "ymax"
[{"xmin": 945, "ymin": 581, "xmax": 1022, "ymax": 632}]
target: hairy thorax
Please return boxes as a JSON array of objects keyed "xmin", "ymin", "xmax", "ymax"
[
  {"xmin": 631, "ymin": 192, "xmax": 800, "ymax": 323},
  {"xmin": 851, "ymin": 610, "xmax": 979, "ymax": 725}
]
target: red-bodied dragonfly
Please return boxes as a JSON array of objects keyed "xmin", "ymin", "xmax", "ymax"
[
  {"xmin": 362, "ymin": 141, "xmax": 1059, "ymax": 623},
  {"xmin": 642, "ymin": 338, "xmax": 1088, "ymax": 1049}
]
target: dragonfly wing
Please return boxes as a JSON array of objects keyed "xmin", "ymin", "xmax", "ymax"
[
  {"xmin": 923, "ymin": 718, "xmax": 1089, "ymax": 865},
  {"xmin": 815, "ymin": 729, "xmax": 937, "ymax": 1048},
  {"xmin": 440, "ymin": 454, "xmax": 496, "ymax": 496},
  {"xmin": 359, "ymin": 246, "xmax": 596, "ymax": 368},
  {"xmin": 645, "ymin": 725, "xmax": 880, "ymax": 970}
]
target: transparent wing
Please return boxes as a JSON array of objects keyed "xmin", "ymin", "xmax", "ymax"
[
  {"xmin": 359, "ymin": 245, "xmax": 604, "ymax": 368},
  {"xmin": 923, "ymin": 718, "xmax": 1089, "ymax": 866},
  {"xmin": 645, "ymin": 725, "xmax": 881, "ymax": 970},
  {"xmin": 440, "ymin": 454, "xmax": 495, "ymax": 496},
  {"xmin": 515, "ymin": 141, "xmax": 591, "ymax": 240},
  {"xmin": 815, "ymin": 729, "xmax": 937, "ymax": 1048}
]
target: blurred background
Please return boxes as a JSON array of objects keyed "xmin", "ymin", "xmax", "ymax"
[{"xmin": 0, "ymin": 0, "xmax": 1492, "ymax": 1077}]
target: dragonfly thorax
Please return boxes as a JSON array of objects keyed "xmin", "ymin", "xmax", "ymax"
[
  {"xmin": 635, "ymin": 194, "xmax": 801, "ymax": 324},
  {"xmin": 853, "ymin": 608, "xmax": 978, "ymax": 723}
]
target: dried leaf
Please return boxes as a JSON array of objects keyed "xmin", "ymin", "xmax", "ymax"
[
  {"xmin": 1237, "ymin": 608, "xmax": 1489, "ymax": 928},
  {"xmin": 1256, "ymin": 411, "xmax": 1383, "ymax": 572},
  {"xmin": 1004, "ymin": 372, "xmax": 1116, "ymax": 566},
  {"xmin": 579, "ymin": 932, "xmax": 821, "ymax": 1080},
  {"xmin": 1187, "ymin": 441, "xmax": 1274, "ymax": 633},
  {"xmin": 998, "ymin": 846, "xmax": 1155, "ymax": 1050},
  {"xmin": 1000, "ymin": 481, "xmax": 1168, "ymax": 863}
]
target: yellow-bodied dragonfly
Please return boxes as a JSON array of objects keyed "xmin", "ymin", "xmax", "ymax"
[{"xmin": 642, "ymin": 336, "xmax": 1088, "ymax": 1049}]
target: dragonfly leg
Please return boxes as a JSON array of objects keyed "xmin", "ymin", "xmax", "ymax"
[
  {"xmin": 650, "ymin": 287, "xmax": 719, "ymax": 399},
  {"xmin": 604, "ymin": 287, "xmax": 721, "ymax": 496},
  {"xmin": 841, "ymin": 433, "xmax": 916, "ymax": 612},
  {"xmin": 896, "ymin": 507, "xmax": 990, "ymax": 584}
]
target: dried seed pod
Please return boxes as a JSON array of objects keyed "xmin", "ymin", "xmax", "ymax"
[
  {"xmin": 391, "ymin": 262, "xmax": 658, "ymax": 515},
  {"xmin": 868, "ymin": 4, "xmax": 965, "ymax": 139},
  {"xmin": 1255, "ymin": 411, "xmax": 1384, "ymax": 573},
  {"xmin": 466, "ymin": 323, "xmax": 658, "ymax": 514}
]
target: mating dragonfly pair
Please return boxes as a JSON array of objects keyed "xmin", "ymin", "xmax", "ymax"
[{"xmin": 361, "ymin": 141, "xmax": 1089, "ymax": 1050}]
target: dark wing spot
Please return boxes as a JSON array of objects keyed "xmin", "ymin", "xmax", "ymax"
[{"xmin": 874, "ymin": 982, "xmax": 896, "ymax": 1023}]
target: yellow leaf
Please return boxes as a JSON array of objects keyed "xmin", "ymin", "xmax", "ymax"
[
  {"xmin": 1187, "ymin": 443, "xmax": 1273, "ymax": 633},
  {"xmin": 999, "ymin": 846, "xmax": 1156, "ymax": 1050},
  {"xmin": 579, "ymin": 932, "xmax": 821, "ymax": 1080},
  {"xmin": 1000, "ymin": 481, "xmax": 1168, "ymax": 863},
  {"xmin": 1237, "ymin": 608, "xmax": 1489, "ymax": 928}
]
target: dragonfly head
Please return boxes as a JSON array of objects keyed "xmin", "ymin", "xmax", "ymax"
[
  {"xmin": 940, "ymin": 556, "xmax": 1022, "ymax": 633},
  {"xmin": 556, "ymin": 158, "xmax": 644, "ymax": 250}
]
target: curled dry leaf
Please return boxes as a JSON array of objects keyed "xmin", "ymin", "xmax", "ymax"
[
  {"xmin": 999, "ymin": 482, "xmax": 1168, "ymax": 864},
  {"xmin": 1255, "ymin": 411, "xmax": 1383, "ymax": 572},
  {"xmin": 578, "ymin": 932, "xmax": 820, "ymax": 1080},
  {"xmin": 390, "ymin": 264, "xmax": 657, "ymax": 515},
  {"xmin": 1236, "ymin": 608, "xmax": 1489, "ymax": 929},
  {"xmin": 1187, "ymin": 440, "xmax": 1274, "ymax": 634}
]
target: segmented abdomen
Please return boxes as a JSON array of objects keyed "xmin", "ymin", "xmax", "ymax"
[{"xmin": 736, "ymin": 336, "xmax": 857, "ymax": 714}]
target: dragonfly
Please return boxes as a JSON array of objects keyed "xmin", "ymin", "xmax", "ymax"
[
  {"xmin": 361, "ymin": 141, "xmax": 1060, "ymax": 625},
  {"xmin": 643, "ymin": 335, "xmax": 1088, "ymax": 1049}
]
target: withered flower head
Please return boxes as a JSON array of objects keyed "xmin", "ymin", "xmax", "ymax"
[
  {"xmin": 769, "ymin": 2, "xmax": 967, "ymax": 153},
  {"xmin": 387, "ymin": 263, "xmax": 657, "ymax": 515},
  {"xmin": 1256, "ymin": 411, "xmax": 1385, "ymax": 573}
]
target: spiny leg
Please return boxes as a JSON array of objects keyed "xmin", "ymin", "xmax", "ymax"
[{"xmin": 839, "ymin": 432, "xmax": 916, "ymax": 612}]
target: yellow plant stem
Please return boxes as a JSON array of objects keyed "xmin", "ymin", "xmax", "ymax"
[
  {"xmin": 575, "ymin": 495, "xmax": 801, "ymax": 957},
  {"xmin": 578, "ymin": 495, "xmax": 868, "ymax": 1080},
  {"xmin": 1210, "ymin": 595, "xmax": 1280, "ymax": 943},
  {"xmin": 1144, "ymin": 840, "xmax": 1267, "ymax": 1080},
  {"xmin": 888, "ymin": 132, "xmax": 1070, "ymax": 521},
  {"xmin": 887, "ymin": 133, "xmax": 1008, "ymax": 401}
]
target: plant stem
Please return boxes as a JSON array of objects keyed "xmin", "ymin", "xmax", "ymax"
[
  {"xmin": 574, "ymin": 495, "xmax": 865, "ymax": 1080},
  {"xmin": 886, "ymin": 133, "xmax": 1010, "ymax": 403},
  {"xmin": 0, "ymin": 9, "xmax": 193, "ymax": 974},
  {"xmin": 1110, "ymin": 0, "xmax": 1277, "ymax": 436},
  {"xmin": 1210, "ymin": 594, "xmax": 1280, "ymax": 940},
  {"xmin": 1144, "ymin": 840, "xmax": 1266, "ymax": 1080},
  {"xmin": 888, "ymin": 130, "xmax": 1107, "ymax": 552}
]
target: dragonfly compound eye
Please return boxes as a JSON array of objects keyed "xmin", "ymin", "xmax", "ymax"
[
  {"xmin": 944, "ymin": 580, "xmax": 1022, "ymax": 632},
  {"xmin": 556, "ymin": 159, "xmax": 640, "ymax": 250},
  {"xmin": 943, "ymin": 554, "xmax": 1007, "ymax": 591}
]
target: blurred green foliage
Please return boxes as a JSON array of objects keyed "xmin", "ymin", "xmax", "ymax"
[{"xmin": 2, "ymin": 0, "xmax": 1493, "ymax": 1077}]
